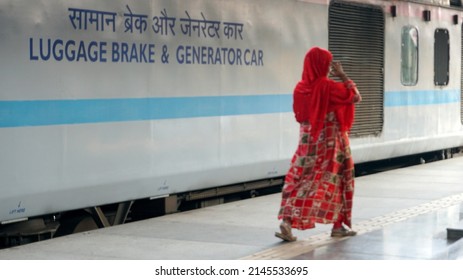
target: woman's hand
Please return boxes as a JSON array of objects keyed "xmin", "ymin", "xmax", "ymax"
[
  {"xmin": 331, "ymin": 61, "xmax": 362, "ymax": 103},
  {"xmin": 330, "ymin": 61, "xmax": 348, "ymax": 81}
]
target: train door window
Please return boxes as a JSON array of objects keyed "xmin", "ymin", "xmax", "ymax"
[
  {"xmin": 401, "ymin": 26, "xmax": 419, "ymax": 86},
  {"xmin": 434, "ymin": 29, "xmax": 449, "ymax": 86}
]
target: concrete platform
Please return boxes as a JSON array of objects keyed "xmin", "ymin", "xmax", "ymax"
[{"xmin": 1, "ymin": 156, "xmax": 463, "ymax": 260}]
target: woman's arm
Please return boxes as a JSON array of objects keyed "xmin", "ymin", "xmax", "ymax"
[{"xmin": 330, "ymin": 61, "xmax": 362, "ymax": 103}]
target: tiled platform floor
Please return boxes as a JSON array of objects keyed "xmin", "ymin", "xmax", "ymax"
[{"xmin": 1, "ymin": 156, "xmax": 463, "ymax": 260}]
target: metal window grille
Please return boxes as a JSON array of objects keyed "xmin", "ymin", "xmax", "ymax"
[{"xmin": 329, "ymin": 0, "xmax": 385, "ymax": 137}]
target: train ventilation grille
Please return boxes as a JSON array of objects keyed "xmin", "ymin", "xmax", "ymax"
[{"xmin": 329, "ymin": 1, "xmax": 385, "ymax": 137}]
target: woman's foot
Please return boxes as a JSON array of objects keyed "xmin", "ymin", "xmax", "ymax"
[
  {"xmin": 275, "ymin": 221, "xmax": 297, "ymax": 242},
  {"xmin": 331, "ymin": 226, "xmax": 357, "ymax": 237}
]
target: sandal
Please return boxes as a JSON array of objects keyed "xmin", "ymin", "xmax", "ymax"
[
  {"xmin": 331, "ymin": 226, "xmax": 357, "ymax": 237},
  {"xmin": 275, "ymin": 222, "xmax": 297, "ymax": 242}
]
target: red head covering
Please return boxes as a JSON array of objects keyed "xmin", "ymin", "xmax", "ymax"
[
  {"xmin": 302, "ymin": 47, "xmax": 332, "ymax": 83},
  {"xmin": 293, "ymin": 47, "xmax": 356, "ymax": 140}
]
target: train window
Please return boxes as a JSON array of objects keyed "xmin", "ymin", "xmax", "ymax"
[
  {"xmin": 434, "ymin": 29, "xmax": 450, "ymax": 86},
  {"xmin": 401, "ymin": 26, "xmax": 419, "ymax": 86}
]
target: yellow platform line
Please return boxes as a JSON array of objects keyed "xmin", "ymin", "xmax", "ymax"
[{"xmin": 241, "ymin": 193, "xmax": 463, "ymax": 260}]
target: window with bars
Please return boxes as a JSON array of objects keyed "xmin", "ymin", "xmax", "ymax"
[{"xmin": 329, "ymin": 1, "xmax": 384, "ymax": 137}]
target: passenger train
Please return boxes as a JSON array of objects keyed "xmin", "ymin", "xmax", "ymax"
[{"xmin": 1, "ymin": 0, "xmax": 463, "ymax": 244}]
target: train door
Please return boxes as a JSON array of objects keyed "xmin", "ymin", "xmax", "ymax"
[
  {"xmin": 461, "ymin": 23, "xmax": 463, "ymax": 124},
  {"xmin": 328, "ymin": 0, "xmax": 385, "ymax": 137}
]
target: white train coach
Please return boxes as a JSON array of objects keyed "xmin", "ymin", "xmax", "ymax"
[{"xmin": 1, "ymin": 0, "xmax": 463, "ymax": 245}]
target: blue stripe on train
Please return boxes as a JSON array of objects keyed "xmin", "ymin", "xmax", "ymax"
[
  {"xmin": 0, "ymin": 95, "xmax": 292, "ymax": 127},
  {"xmin": 0, "ymin": 90, "xmax": 460, "ymax": 127},
  {"xmin": 384, "ymin": 89, "xmax": 460, "ymax": 107}
]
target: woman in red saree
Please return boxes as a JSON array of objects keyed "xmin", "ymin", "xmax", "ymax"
[{"xmin": 276, "ymin": 47, "xmax": 362, "ymax": 242}]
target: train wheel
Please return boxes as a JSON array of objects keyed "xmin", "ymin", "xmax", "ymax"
[{"xmin": 53, "ymin": 210, "xmax": 98, "ymax": 237}]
